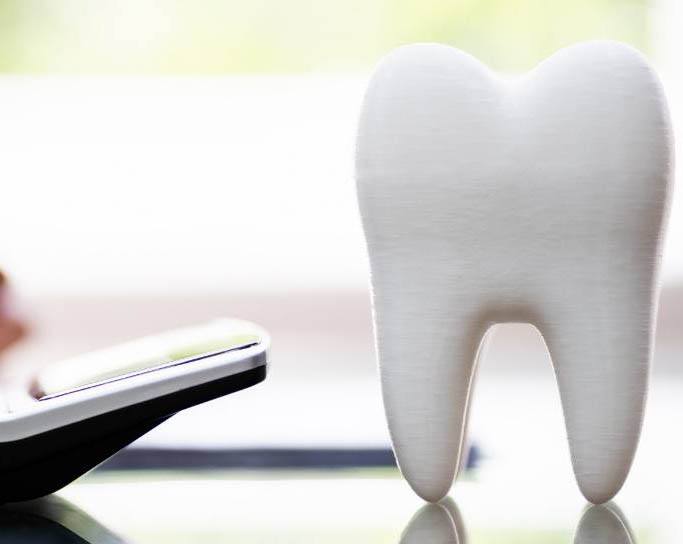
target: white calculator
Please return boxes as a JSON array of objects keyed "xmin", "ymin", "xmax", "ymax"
[{"xmin": 0, "ymin": 319, "xmax": 268, "ymax": 503}]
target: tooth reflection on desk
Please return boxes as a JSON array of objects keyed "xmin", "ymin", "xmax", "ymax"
[
  {"xmin": 399, "ymin": 498, "xmax": 466, "ymax": 544},
  {"xmin": 399, "ymin": 499, "xmax": 635, "ymax": 544},
  {"xmin": 574, "ymin": 504, "xmax": 636, "ymax": 544}
]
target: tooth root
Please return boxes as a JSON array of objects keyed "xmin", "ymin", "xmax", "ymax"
[
  {"xmin": 456, "ymin": 328, "xmax": 493, "ymax": 479},
  {"xmin": 373, "ymin": 285, "xmax": 482, "ymax": 502},
  {"xmin": 541, "ymin": 288, "xmax": 653, "ymax": 504}
]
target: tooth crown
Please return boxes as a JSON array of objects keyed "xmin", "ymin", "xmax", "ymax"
[{"xmin": 356, "ymin": 41, "xmax": 673, "ymax": 504}]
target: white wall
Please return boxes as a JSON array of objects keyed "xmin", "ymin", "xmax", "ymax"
[
  {"xmin": 0, "ymin": 76, "xmax": 368, "ymax": 296},
  {"xmin": 2, "ymin": 63, "xmax": 680, "ymax": 299}
]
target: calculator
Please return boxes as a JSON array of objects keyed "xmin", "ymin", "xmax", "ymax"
[{"xmin": 0, "ymin": 319, "xmax": 268, "ymax": 503}]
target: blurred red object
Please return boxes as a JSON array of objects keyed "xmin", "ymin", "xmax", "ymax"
[{"xmin": 0, "ymin": 270, "xmax": 26, "ymax": 354}]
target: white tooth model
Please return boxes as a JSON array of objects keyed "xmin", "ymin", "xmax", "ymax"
[{"xmin": 355, "ymin": 41, "xmax": 674, "ymax": 504}]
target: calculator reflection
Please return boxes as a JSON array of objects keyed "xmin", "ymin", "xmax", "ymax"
[{"xmin": 0, "ymin": 496, "xmax": 126, "ymax": 544}]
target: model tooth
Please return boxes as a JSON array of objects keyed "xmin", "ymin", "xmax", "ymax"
[{"xmin": 356, "ymin": 41, "xmax": 673, "ymax": 503}]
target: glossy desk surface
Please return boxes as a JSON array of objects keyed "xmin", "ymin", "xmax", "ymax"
[
  {"xmin": 1, "ymin": 465, "xmax": 679, "ymax": 543},
  {"xmin": 6, "ymin": 333, "xmax": 683, "ymax": 543}
]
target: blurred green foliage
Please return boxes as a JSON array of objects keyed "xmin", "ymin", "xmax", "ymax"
[{"xmin": 0, "ymin": 0, "xmax": 649, "ymax": 73}]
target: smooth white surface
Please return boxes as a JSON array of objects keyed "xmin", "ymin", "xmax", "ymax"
[
  {"xmin": 58, "ymin": 471, "xmax": 683, "ymax": 542},
  {"xmin": 0, "ymin": 76, "xmax": 366, "ymax": 296},
  {"xmin": 356, "ymin": 41, "xmax": 673, "ymax": 503}
]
